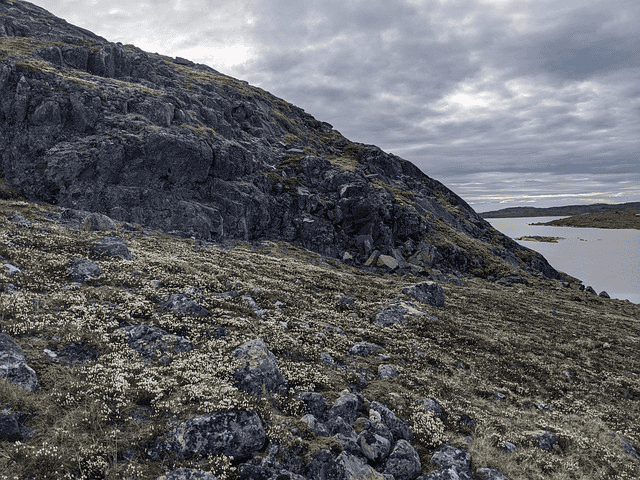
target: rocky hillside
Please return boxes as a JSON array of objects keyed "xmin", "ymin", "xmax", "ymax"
[
  {"xmin": 0, "ymin": 0, "xmax": 559, "ymax": 281},
  {"xmin": 2, "ymin": 3, "xmax": 639, "ymax": 480}
]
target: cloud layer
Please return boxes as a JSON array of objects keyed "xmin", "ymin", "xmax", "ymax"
[{"xmin": 32, "ymin": 0, "xmax": 640, "ymax": 211}]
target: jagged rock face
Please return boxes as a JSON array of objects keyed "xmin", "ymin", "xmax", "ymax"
[{"xmin": 0, "ymin": 0, "xmax": 560, "ymax": 279}]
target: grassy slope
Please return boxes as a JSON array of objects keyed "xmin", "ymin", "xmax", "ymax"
[{"xmin": 0, "ymin": 198, "xmax": 639, "ymax": 480}]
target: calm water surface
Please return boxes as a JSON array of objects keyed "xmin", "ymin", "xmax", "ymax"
[{"xmin": 486, "ymin": 216, "xmax": 640, "ymax": 304}]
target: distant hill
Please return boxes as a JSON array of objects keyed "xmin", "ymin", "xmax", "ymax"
[
  {"xmin": 480, "ymin": 202, "xmax": 640, "ymax": 218},
  {"xmin": 531, "ymin": 209, "xmax": 640, "ymax": 230}
]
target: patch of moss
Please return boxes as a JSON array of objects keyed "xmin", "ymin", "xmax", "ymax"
[{"xmin": 180, "ymin": 124, "xmax": 218, "ymax": 139}]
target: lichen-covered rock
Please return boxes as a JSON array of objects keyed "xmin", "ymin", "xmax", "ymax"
[
  {"xmin": 609, "ymin": 433, "xmax": 640, "ymax": 461},
  {"xmin": 121, "ymin": 324, "xmax": 194, "ymax": 358},
  {"xmin": 162, "ymin": 293, "xmax": 211, "ymax": 316},
  {"xmin": 7, "ymin": 213, "xmax": 31, "ymax": 225},
  {"xmin": 349, "ymin": 342, "xmax": 384, "ymax": 357},
  {"xmin": 302, "ymin": 414, "xmax": 330, "ymax": 436},
  {"xmin": 358, "ymin": 430, "xmax": 392, "ymax": 463},
  {"xmin": 164, "ymin": 410, "xmax": 265, "ymax": 460},
  {"xmin": 233, "ymin": 338, "xmax": 286, "ymax": 396},
  {"xmin": 369, "ymin": 401, "xmax": 413, "ymax": 442},
  {"xmin": 501, "ymin": 441, "xmax": 517, "ymax": 453},
  {"xmin": 92, "ymin": 236, "xmax": 133, "ymax": 260},
  {"xmin": 430, "ymin": 444, "xmax": 471, "ymax": 474},
  {"xmin": 378, "ymin": 364, "xmax": 399, "ymax": 379},
  {"xmin": 384, "ymin": 439, "xmax": 422, "ymax": 480},
  {"xmin": 0, "ymin": 333, "xmax": 39, "ymax": 392},
  {"xmin": 334, "ymin": 432, "xmax": 362, "ymax": 456},
  {"xmin": 375, "ymin": 306, "xmax": 409, "ymax": 328},
  {"xmin": 328, "ymin": 392, "xmax": 364, "ymax": 424},
  {"xmin": 336, "ymin": 451, "xmax": 386, "ymax": 480},
  {"xmin": 402, "ymin": 282, "xmax": 445, "ymax": 308},
  {"xmin": 477, "ymin": 467, "xmax": 512, "ymax": 480},
  {"xmin": 533, "ymin": 430, "xmax": 557, "ymax": 451},
  {"xmin": 418, "ymin": 398, "xmax": 443, "ymax": 418},
  {"xmin": 157, "ymin": 468, "xmax": 219, "ymax": 480},
  {"xmin": 4, "ymin": 263, "xmax": 21, "ymax": 276},
  {"xmin": 68, "ymin": 258, "xmax": 101, "ymax": 283},
  {"xmin": 294, "ymin": 391, "xmax": 329, "ymax": 420}
]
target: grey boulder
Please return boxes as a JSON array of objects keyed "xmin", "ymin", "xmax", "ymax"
[
  {"xmin": 162, "ymin": 294, "xmax": 211, "ymax": 316},
  {"xmin": 165, "ymin": 409, "xmax": 265, "ymax": 460},
  {"xmin": 336, "ymin": 451, "xmax": 386, "ymax": 480},
  {"xmin": 0, "ymin": 333, "xmax": 39, "ymax": 392},
  {"xmin": 430, "ymin": 445, "xmax": 471, "ymax": 476},
  {"xmin": 121, "ymin": 324, "xmax": 194, "ymax": 358},
  {"xmin": 233, "ymin": 338, "xmax": 286, "ymax": 396},
  {"xmin": 402, "ymin": 282, "xmax": 445, "ymax": 308},
  {"xmin": 68, "ymin": 258, "xmax": 101, "ymax": 283},
  {"xmin": 384, "ymin": 439, "xmax": 422, "ymax": 480},
  {"xmin": 370, "ymin": 401, "xmax": 413, "ymax": 442},
  {"xmin": 92, "ymin": 236, "xmax": 133, "ymax": 260}
]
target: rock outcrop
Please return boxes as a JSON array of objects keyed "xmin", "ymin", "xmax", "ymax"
[
  {"xmin": 0, "ymin": 0, "xmax": 562, "ymax": 281},
  {"xmin": 0, "ymin": 332, "xmax": 39, "ymax": 391}
]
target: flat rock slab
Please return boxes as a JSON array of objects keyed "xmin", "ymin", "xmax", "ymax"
[
  {"xmin": 162, "ymin": 294, "xmax": 211, "ymax": 316},
  {"xmin": 92, "ymin": 236, "xmax": 133, "ymax": 260},
  {"xmin": 0, "ymin": 333, "xmax": 39, "ymax": 392},
  {"xmin": 68, "ymin": 258, "xmax": 101, "ymax": 283},
  {"xmin": 121, "ymin": 324, "xmax": 194, "ymax": 358},
  {"xmin": 164, "ymin": 410, "xmax": 265, "ymax": 460}
]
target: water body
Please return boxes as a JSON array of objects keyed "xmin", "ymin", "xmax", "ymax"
[{"xmin": 486, "ymin": 216, "xmax": 640, "ymax": 304}]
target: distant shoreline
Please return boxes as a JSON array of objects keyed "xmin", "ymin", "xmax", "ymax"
[
  {"xmin": 529, "ymin": 209, "xmax": 640, "ymax": 230},
  {"xmin": 480, "ymin": 201, "xmax": 640, "ymax": 218}
]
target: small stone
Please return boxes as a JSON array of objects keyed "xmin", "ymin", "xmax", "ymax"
[
  {"xmin": 502, "ymin": 441, "xmax": 517, "ymax": 453},
  {"xmin": 358, "ymin": 430, "xmax": 391, "ymax": 462},
  {"xmin": 378, "ymin": 364, "xmax": 398, "ymax": 379},
  {"xmin": 349, "ymin": 342, "xmax": 383, "ymax": 357},
  {"xmin": 377, "ymin": 254, "xmax": 399, "ymax": 270},
  {"xmin": 5, "ymin": 263, "xmax": 21, "ymax": 275}
]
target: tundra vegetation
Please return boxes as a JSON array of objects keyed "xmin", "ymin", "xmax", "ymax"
[{"xmin": 0, "ymin": 199, "xmax": 639, "ymax": 479}]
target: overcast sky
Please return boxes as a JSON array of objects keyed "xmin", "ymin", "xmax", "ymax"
[{"xmin": 30, "ymin": 0, "xmax": 640, "ymax": 212}]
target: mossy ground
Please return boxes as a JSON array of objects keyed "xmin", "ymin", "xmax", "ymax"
[{"xmin": 0, "ymin": 199, "xmax": 639, "ymax": 479}]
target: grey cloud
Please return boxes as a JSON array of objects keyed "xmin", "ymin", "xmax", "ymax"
[{"xmin": 29, "ymin": 0, "xmax": 640, "ymax": 209}]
